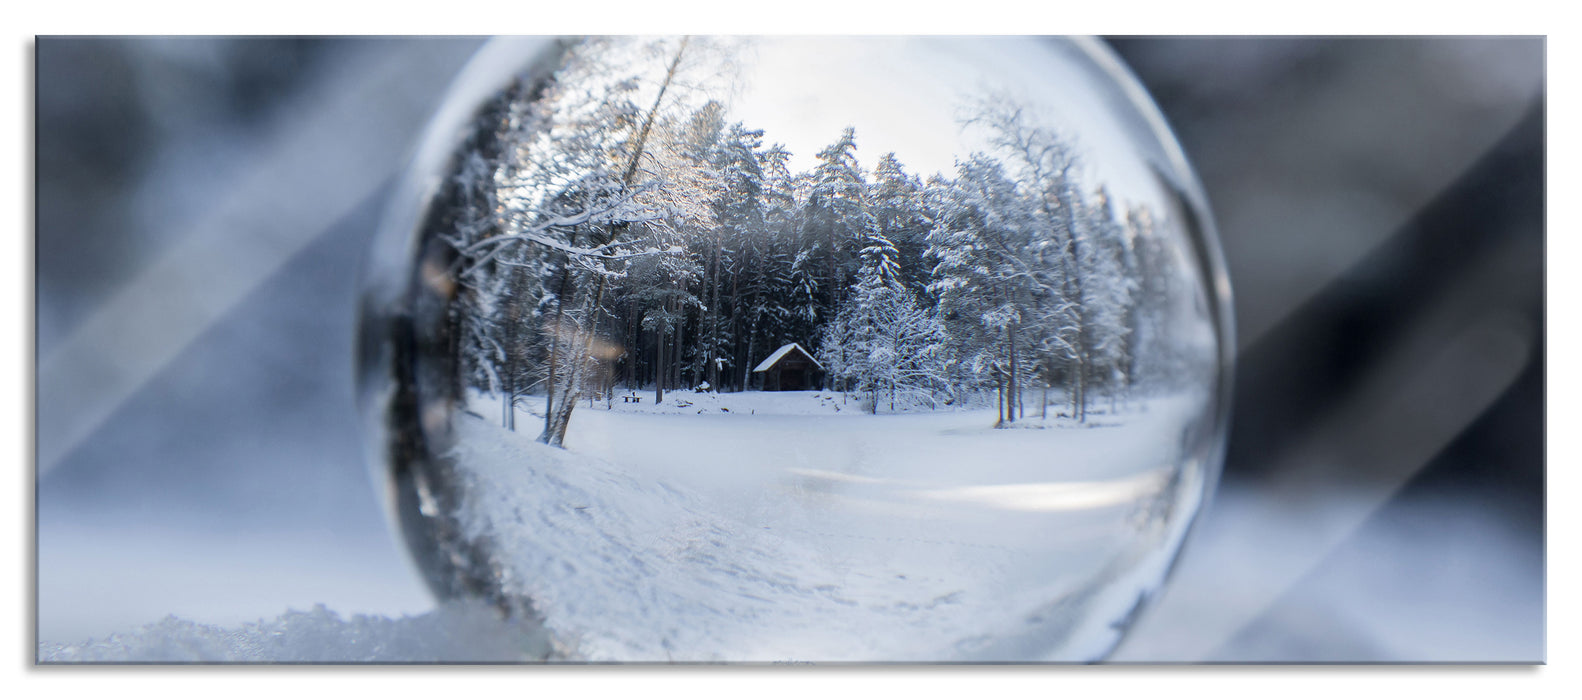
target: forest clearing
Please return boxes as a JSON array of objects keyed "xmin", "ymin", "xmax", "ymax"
[
  {"xmin": 396, "ymin": 35, "xmax": 1221, "ymax": 661},
  {"xmin": 446, "ymin": 388, "xmax": 1206, "ymax": 660}
]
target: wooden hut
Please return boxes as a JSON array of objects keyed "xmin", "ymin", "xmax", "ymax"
[{"xmin": 752, "ymin": 343, "xmax": 826, "ymax": 391}]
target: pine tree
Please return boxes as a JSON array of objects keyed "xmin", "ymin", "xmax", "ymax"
[
  {"xmin": 963, "ymin": 95, "xmax": 1110, "ymax": 422},
  {"xmin": 927, "ymin": 153, "xmax": 1050, "ymax": 425},
  {"xmin": 802, "ymin": 127, "xmax": 874, "ymax": 321},
  {"xmin": 824, "ymin": 229, "xmax": 946, "ymax": 412},
  {"xmin": 1079, "ymin": 187, "xmax": 1140, "ymax": 410},
  {"xmin": 697, "ymin": 120, "xmax": 765, "ymax": 390},
  {"xmin": 870, "ymin": 152, "xmax": 934, "ymax": 299}
]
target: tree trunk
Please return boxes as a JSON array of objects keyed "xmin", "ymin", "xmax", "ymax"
[
  {"xmin": 673, "ymin": 317, "xmax": 685, "ymax": 392},
  {"xmin": 1041, "ymin": 379, "xmax": 1048, "ymax": 420},
  {"xmin": 1056, "ymin": 181, "xmax": 1089, "ymax": 424},
  {"xmin": 995, "ymin": 377, "xmax": 1005, "ymax": 427},
  {"xmin": 705, "ymin": 242, "xmax": 721, "ymax": 390},
  {"xmin": 625, "ymin": 302, "xmax": 637, "ymax": 391},
  {"xmin": 655, "ymin": 320, "xmax": 666, "ymax": 404},
  {"xmin": 728, "ymin": 265, "xmax": 742, "ymax": 391},
  {"xmin": 742, "ymin": 327, "xmax": 756, "ymax": 392},
  {"xmin": 503, "ymin": 306, "xmax": 519, "ymax": 432},
  {"xmin": 542, "ymin": 37, "xmax": 691, "ymax": 443},
  {"xmin": 1006, "ymin": 325, "xmax": 1018, "ymax": 424},
  {"xmin": 548, "ymin": 352, "xmax": 581, "ymax": 445},
  {"xmin": 501, "ymin": 367, "xmax": 514, "ymax": 430},
  {"xmin": 541, "ymin": 335, "xmax": 556, "ymax": 438},
  {"xmin": 620, "ymin": 37, "xmax": 689, "ymax": 186},
  {"xmin": 1076, "ymin": 326, "xmax": 1089, "ymax": 423},
  {"xmin": 545, "ymin": 266, "xmax": 609, "ymax": 446},
  {"xmin": 541, "ymin": 261, "xmax": 573, "ymax": 443}
]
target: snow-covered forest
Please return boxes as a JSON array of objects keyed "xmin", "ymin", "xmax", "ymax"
[{"xmin": 419, "ymin": 36, "xmax": 1208, "ymax": 446}]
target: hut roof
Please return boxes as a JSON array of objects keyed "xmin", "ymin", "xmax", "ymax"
[{"xmin": 752, "ymin": 343, "xmax": 825, "ymax": 373}]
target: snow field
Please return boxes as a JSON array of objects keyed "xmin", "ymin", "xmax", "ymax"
[{"xmin": 449, "ymin": 390, "xmax": 1207, "ymax": 661}]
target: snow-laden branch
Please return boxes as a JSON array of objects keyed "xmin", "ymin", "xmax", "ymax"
[
  {"xmin": 446, "ymin": 176, "xmax": 687, "ymax": 277},
  {"xmin": 475, "ymin": 231, "xmax": 680, "ymax": 264}
]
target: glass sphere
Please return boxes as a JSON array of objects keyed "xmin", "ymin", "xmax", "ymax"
[{"xmin": 357, "ymin": 36, "xmax": 1233, "ymax": 662}]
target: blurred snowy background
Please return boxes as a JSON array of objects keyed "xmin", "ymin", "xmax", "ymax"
[{"xmin": 34, "ymin": 36, "xmax": 1545, "ymax": 662}]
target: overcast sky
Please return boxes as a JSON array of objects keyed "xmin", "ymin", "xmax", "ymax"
[{"xmin": 726, "ymin": 36, "xmax": 1166, "ymax": 207}]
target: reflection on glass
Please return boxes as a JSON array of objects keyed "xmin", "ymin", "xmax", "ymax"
[{"xmin": 358, "ymin": 36, "xmax": 1232, "ymax": 662}]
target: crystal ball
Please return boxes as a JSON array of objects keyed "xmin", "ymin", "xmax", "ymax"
[{"xmin": 357, "ymin": 36, "xmax": 1233, "ymax": 662}]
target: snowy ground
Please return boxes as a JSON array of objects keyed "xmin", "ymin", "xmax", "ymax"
[
  {"xmin": 38, "ymin": 601, "xmax": 555, "ymax": 663},
  {"xmin": 448, "ymin": 389, "xmax": 1207, "ymax": 661},
  {"xmin": 38, "ymin": 484, "xmax": 1540, "ymax": 663}
]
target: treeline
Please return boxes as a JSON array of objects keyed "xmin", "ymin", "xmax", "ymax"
[{"xmin": 418, "ymin": 37, "xmax": 1197, "ymax": 444}]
